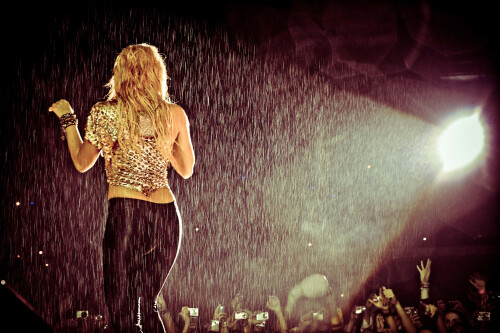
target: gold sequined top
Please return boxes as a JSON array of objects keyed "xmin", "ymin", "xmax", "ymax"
[{"xmin": 84, "ymin": 100, "xmax": 170, "ymax": 197}]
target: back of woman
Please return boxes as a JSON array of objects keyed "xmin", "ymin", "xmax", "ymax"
[{"xmin": 49, "ymin": 43, "xmax": 195, "ymax": 332}]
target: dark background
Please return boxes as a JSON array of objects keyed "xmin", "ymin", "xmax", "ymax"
[{"xmin": 1, "ymin": 0, "xmax": 499, "ymax": 329}]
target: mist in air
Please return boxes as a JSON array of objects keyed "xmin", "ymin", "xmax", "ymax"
[{"xmin": 2, "ymin": 1, "xmax": 498, "ymax": 328}]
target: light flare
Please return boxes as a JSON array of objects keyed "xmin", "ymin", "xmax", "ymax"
[{"xmin": 437, "ymin": 110, "xmax": 485, "ymax": 172}]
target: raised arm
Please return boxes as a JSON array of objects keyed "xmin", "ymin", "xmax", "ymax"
[
  {"xmin": 469, "ymin": 273, "xmax": 489, "ymax": 310},
  {"xmin": 266, "ymin": 295, "xmax": 287, "ymax": 333},
  {"xmin": 383, "ymin": 287, "xmax": 417, "ymax": 333},
  {"xmin": 49, "ymin": 99, "xmax": 101, "ymax": 173},
  {"xmin": 417, "ymin": 258, "xmax": 431, "ymax": 301},
  {"xmin": 179, "ymin": 306, "xmax": 191, "ymax": 333},
  {"xmin": 377, "ymin": 287, "xmax": 397, "ymax": 333},
  {"xmin": 212, "ymin": 304, "xmax": 230, "ymax": 333}
]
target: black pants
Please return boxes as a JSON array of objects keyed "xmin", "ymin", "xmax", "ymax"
[{"xmin": 103, "ymin": 198, "xmax": 181, "ymax": 332}]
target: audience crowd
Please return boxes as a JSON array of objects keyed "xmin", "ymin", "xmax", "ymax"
[
  {"xmin": 155, "ymin": 259, "xmax": 498, "ymax": 333},
  {"xmin": 58, "ymin": 259, "xmax": 499, "ymax": 332}
]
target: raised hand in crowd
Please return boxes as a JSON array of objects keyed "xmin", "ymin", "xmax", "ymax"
[
  {"xmin": 267, "ymin": 295, "xmax": 287, "ymax": 333},
  {"xmin": 382, "ymin": 286, "xmax": 416, "ymax": 333},
  {"xmin": 408, "ymin": 310, "xmax": 423, "ymax": 330},
  {"xmin": 381, "ymin": 287, "xmax": 397, "ymax": 306},
  {"xmin": 369, "ymin": 288, "xmax": 390, "ymax": 315},
  {"xmin": 417, "ymin": 259, "xmax": 432, "ymax": 285},
  {"xmin": 231, "ymin": 308, "xmax": 253, "ymax": 333},
  {"xmin": 415, "ymin": 258, "xmax": 445, "ymax": 333},
  {"xmin": 417, "ymin": 258, "xmax": 431, "ymax": 301},
  {"xmin": 422, "ymin": 302, "xmax": 437, "ymax": 318},
  {"xmin": 421, "ymin": 302, "xmax": 447, "ymax": 333},
  {"xmin": 266, "ymin": 295, "xmax": 282, "ymax": 313},
  {"xmin": 469, "ymin": 273, "xmax": 486, "ymax": 292},
  {"xmin": 179, "ymin": 306, "xmax": 191, "ymax": 333},
  {"xmin": 469, "ymin": 272, "xmax": 489, "ymax": 311},
  {"xmin": 210, "ymin": 304, "xmax": 229, "ymax": 333},
  {"xmin": 373, "ymin": 287, "xmax": 397, "ymax": 333},
  {"xmin": 213, "ymin": 304, "xmax": 228, "ymax": 321}
]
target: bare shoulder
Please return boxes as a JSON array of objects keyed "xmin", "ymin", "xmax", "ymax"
[
  {"xmin": 167, "ymin": 103, "xmax": 189, "ymax": 124},
  {"xmin": 167, "ymin": 103, "xmax": 184, "ymax": 114}
]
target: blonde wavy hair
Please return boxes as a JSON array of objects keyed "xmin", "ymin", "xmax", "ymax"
[{"xmin": 105, "ymin": 43, "xmax": 173, "ymax": 159}]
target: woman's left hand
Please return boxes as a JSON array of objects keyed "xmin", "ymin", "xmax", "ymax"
[{"xmin": 49, "ymin": 99, "xmax": 74, "ymax": 118}]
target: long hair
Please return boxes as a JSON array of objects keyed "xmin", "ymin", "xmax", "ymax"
[{"xmin": 105, "ymin": 43, "xmax": 173, "ymax": 159}]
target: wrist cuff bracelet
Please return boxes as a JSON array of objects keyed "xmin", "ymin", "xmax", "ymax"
[
  {"xmin": 59, "ymin": 114, "xmax": 78, "ymax": 140},
  {"xmin": 60, "ymin": 114, "xmax": 78, "ymax": 128}
]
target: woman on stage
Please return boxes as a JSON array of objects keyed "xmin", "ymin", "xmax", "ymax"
[{"xmin": 49, "ymin": 43, "xmax": 195, "ymax": 332}]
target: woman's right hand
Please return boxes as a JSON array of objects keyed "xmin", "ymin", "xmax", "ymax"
[{"xmin": 49, "ymin": 99, "xmax": 74, "ymax": 118}]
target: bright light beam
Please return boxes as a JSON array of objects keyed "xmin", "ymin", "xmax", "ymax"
[{"xmin": 437, "ymin": 110, "xmax": 485, "ymax": 172}]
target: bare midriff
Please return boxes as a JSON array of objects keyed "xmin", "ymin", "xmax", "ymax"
[{"xmin": 108, "ymin": 184, "xmax": 175, "ymax": 203}]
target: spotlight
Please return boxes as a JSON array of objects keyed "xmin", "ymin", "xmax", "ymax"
[{"xmin": 437, "ymin": 109, "xmax": 485, "ymax": 172}]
